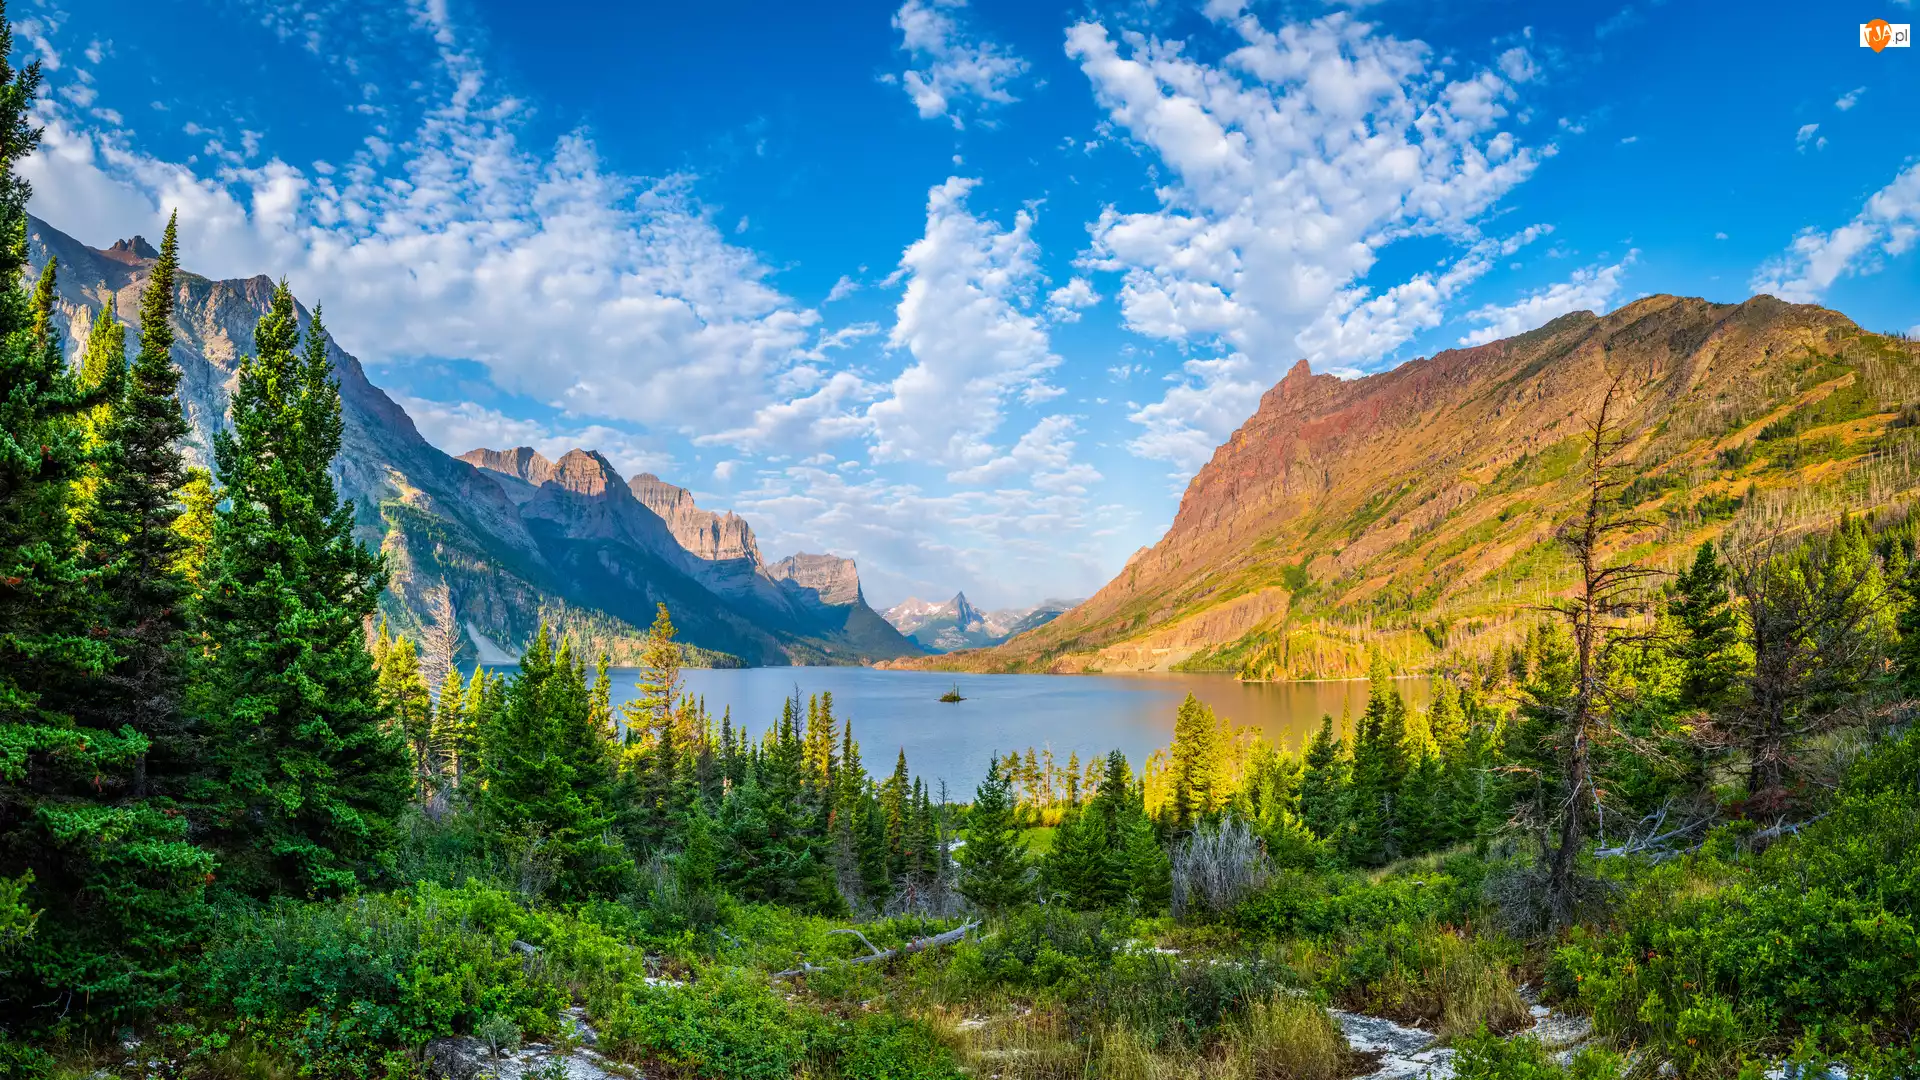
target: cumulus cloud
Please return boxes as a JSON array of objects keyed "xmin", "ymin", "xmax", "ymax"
[
  {"xmin": 1751, "ymin": 162, "xmax": 1920, "ymax": 302},
  {"xmin": 866, "ymin": 176, "xmax": 1058, "ymax": 467},
  {"xmin": 1835, "ymin": 87, "xmax": 1865, "ymax": 111},
  {"xmin": 396, "ymin": 395, "xmax": 674, "ymax": 478},
  {"xmin": 1796, "ymin": 123, "xmax": 1824, "ymax": 152},
  {"xmin": 22, "ymin": 3, "xmax": 819, "ymax": 447},
  {"xmin": 1066, "ymin": 10, "xmax": 1543, "ymax": 469},
  {"xmin": 892, "ymin": 0, "xmax": 1027, "ymax": 128},
  {"xmin": 733, "ymin": 460, "xmax": 1123, "ymax": 610},
  {"xmin": 1458, "ymin": 254, "xmax": 1635, "ymax": 346},
  {"xmin": 1046, "ymin": 276, "xmax": 1102, "ymax": 322}
]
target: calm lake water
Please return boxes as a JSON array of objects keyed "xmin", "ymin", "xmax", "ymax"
[{"xmin": 561, "ymin": 667, "xmax": 1431, "ymax": 794}]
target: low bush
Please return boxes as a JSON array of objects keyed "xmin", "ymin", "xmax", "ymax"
[{"xmin": 1546, "ymin": 727, "xmax": 1920, "ymax": 1070}]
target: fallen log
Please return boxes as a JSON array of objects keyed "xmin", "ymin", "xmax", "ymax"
[{"xmin": 772, "ymin": 920, "xmax": 979, "ymax": 979}]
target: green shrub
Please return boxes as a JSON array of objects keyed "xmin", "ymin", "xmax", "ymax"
[
  {"xmin": 199, "ymin": 881, "xmax": 650, "ymax": 1078},
  {"xmin": 1452, "ymin": 1028, "xmax": 1627, "ymax": 1080},
  {"xmin": 599, "ymin": 970, "xmax": 810, "ymax": 1080},
  {"xmin": 946, "ymin": 907, "xmax": 1118, "ymax": 994}
]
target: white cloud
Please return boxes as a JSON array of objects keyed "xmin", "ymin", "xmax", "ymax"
[
  {"xmin": 1715, "ymin": 231, "xmax": 1728, "ymax": 240},
  {"xmin": 22, "ymin": 6, "xmax": 821, "ymax": 449},
  {"xmin": 1458, "ymin": 254, "xmax": 1635, "ymax": 346},
  {"xmin": 825, "ymin": 274, "xmax": 859, "ymax": 302},
  {"xmin": 1835, "ymin": 87, "xmax": 1865, "ymax": 111},
  {"xmin": 1066, "ymin": 10, "xmax": 1542, "ymax": 469},
  {"xmin": 1045, "ymin": 276, "xmax": 1102, "ymax": 322},
  {"xmin": 1750, "ymin": 162, "xmax": 1920, "ymax": 302},
  {"xmin": 893, "ymin": 0, "xmax": 1027, "ymax": 128},
  {"xmin": 713, "ymin": 460, "xmax": 740, "ymax": 482},
  {"xmin": 1297, "ymin": 224, "xmax": 1550, "ymax": 365},
  {"xmin": 946, "ymin": 414, "xmax": 1101, "ymax": 493},
  {"xmin": 734, "ymin": 461, "xmax": 1123, "ymax": 610},
  {"xmin": 866, "ymin": 176, "xmax": 1058, "ymax": 467},
  {"xmin": 397, "ymin": 395, "xmax": 674, "ymax": 478},
  {"xmin": 1796, "ymin": 123, "xmax": 1822, "ymax": 152}
]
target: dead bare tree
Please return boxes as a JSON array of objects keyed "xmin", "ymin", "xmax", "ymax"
[
  {"xmin": 1718, "ymin": 520, "xmax": 1892, "ymax": 817},
  {"xmin": 1536, "ymin": 374, "xmax": 1665, "ymax": 929},
  {"xmin": 420, "ymin": 582, "xmax": 460, "ymax": 702}
]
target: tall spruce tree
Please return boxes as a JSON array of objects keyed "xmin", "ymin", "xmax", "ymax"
[
  {"xmin": 956, "ymin": 756, "xmax": 1031, "ymax": 915},
  {"xmin": 478, "ymin": 629, "xmax": 628, "ymax": 899},
  {"xmin": 198, "ymin": 289, "xmax": 410, "ymax": 896},
  {"xmin": 0, "ymin": 34, "xmax": 214, "ymax": 1024},
  {"xmin": 375, "ymin": 635, "xmax": 434, "ymax": 801},
  {"xmin": 1298, "ymin": 713, "xmax": 1346, "ymax": 840},
  {"xmin": 1669, "ymin": 541, "xmax": 1744, "ymax": 711},
  {"xmin": 1167, "ymin": 693, "xmax": 1222, "ymax": 830}
]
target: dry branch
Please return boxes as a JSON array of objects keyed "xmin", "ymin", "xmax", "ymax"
[{"xmin": 771, "ymin": 920, "xmax": 979, "ymax": 979}]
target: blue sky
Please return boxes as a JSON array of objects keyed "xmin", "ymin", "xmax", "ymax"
[{"xmin": 17, "ymin": 0, "xmax": 1920, "ymax": 609}]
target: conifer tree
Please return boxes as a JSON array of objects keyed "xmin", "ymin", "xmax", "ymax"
[
  {"xmin": 0, "ymin": 56, "xmax": 212, "ymax": 1020},
  {"xmin": 1298, "ymin": 714, "xmax": 1346, "ymax": 841},
  {"xmin": 956, "ymin": 756, "xmax": 1031, "ymax": 915},
  {"xmin": 1341, "ymin": 657, "xmax": 1411, "ymax": 866},
  {"xmin": 1167, "ymin": 693, "xmax": 1222, "ymax": 830},
  {"xmin": 198, "ymin": 289, "xmax": 410, "ymax": 895},
  {"xmin": 1120, "ymin": 812, "xmax": 1172, "ymax": 913},
  {"xmin": 478, "ymin": 629, "xmax": 628, "ymax": 899},
  {"xmin": 1669, "ymin": 541, "xmax": 1744, "ymax": 711},
  {"xmin": 881, "ymin": 747, "xmax": 911, "ymax": 877},
  {"xmin": 81, "ymin": 213, "xmax": 195, "ymax": 795},
  {"xmin": 429, "ymin": 666, "xmax": 472, "ymax": 787},
  {"xmin": 376, "ymin": 635, "xmax": 434, "ymax": 800}
]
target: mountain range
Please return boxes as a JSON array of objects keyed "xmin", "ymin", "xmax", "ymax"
[
  {"xmin": 880, "ymin": 594, "xmax": 1081, "ymax": 653},
  {"xmin": 892, "ymin": 294, "xmax": 1920, "ymax": 678},
  {"xmin": 28, "ymin": 216, "xmax": 922, "ymax": 668}
]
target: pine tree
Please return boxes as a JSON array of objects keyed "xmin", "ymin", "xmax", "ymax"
[
  {"xmin": 956, "ymin": 756, "xmax": 1031, "ymax": 915},
  {"xmin": 881, "ymin": 747, "xmax": 911, "ymax": 877},
  {"xmin": 1670, "ymin": 541, "xmax": 1744, "ymax": 711},
  {"xmin": 1299, "ymin": 714, "xmax": 1346, "ymax": 841},
  {"xmin": 1341, "ymin": 657, "xmax": 1411, "ymax": 866},
  {"xmin": 429, "ymin": 666, "xmax": 472, "ymax": 787},
  {"xmin": 375, "ymin": 635, "xmax": 434, "ymax": 800},
  {"xmin": 1167, "ymin": 693, "xmax": 1222, "ymax": 830},
  {"xmin": 1041, "ymin": 804, "xmax": 1111, "ymax": 909},
  {"xmin": 198, "ymin": 289, "xmax": 410, "ymax": 896},
  {"xmin": 0, "ymin": 50, "xmax": 212, "ymax": 1021},
  {"xmin": 1120, "ymin": 811, "xmax": 1172, "ymax": 913},
  {"xmin": 478, "ymin": 629, "xmax": 628, "ymax": 899}
]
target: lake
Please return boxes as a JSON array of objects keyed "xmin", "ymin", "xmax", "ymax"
[{"xmin": 578, "ymin": 666, "xmax": 1432, "ymax": 794}]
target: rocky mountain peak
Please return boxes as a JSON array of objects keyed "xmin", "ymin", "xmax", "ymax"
[
  {"xmin": 104, "ymin": 235, "xmax": 158, "ymax": 263},
  {"xmin": 459, "ymin": 446, "xmax": 556, "ymax": 489},
  {"xmin": 767, "ymin": 553, "xmax": 863, "ymax": 609},
  {"xmin": 548, "ymin": 449, "xmax": 624, "ymax": 497},
  {"xmin": 629, "ymin": 472, "xmax": 763, "ymax": 565}
]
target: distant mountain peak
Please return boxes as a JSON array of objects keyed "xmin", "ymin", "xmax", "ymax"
[{"xmin": 105, "ymin": 235, "xmax": 158, "ymax": 263}]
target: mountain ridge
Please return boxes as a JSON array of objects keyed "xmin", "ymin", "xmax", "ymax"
[
  {"xmin": 888, "ymin": 293, "xmax": 1920, "ymax": 677},
  {"xmin": 882, "ymin": 592, "xmax": 1082, "ymax": 653},
  {"xmin": 29, "ymin": 215, "xmax": 921, "ymax": 668}
]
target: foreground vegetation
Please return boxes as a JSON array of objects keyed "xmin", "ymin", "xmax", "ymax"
[{"xmin": 5, "ymin": 7, "xmax": 1920, "ymax": 1078}]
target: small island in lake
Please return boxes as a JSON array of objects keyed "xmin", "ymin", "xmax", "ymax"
[{"xmin": 938, "ymin": 685, "xmax": 965, "ymax": 703}]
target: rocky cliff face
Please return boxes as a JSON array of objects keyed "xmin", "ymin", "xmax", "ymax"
[
  {"xmin": 32, "ymin": 215, "xmax": 920, "ymax": 667},
  {"xmin": 898, "ymin": 295, "xmax": 1920, "ymax": 676},
  {"xmin": 459, "ymin": 446, "xmax": 922, "ymax": 664},
  {"xmin": 630, "ymin": 472, "xmax": 762, "ymax": 564}
]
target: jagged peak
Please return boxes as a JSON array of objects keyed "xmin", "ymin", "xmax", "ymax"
[
  {"xmin": 105, "ymin": 235, "xmax": 158, "ymax": 263},
  {"xmin": 459, "ymin": 446, "xmax": 556, "ymax": 487}
]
